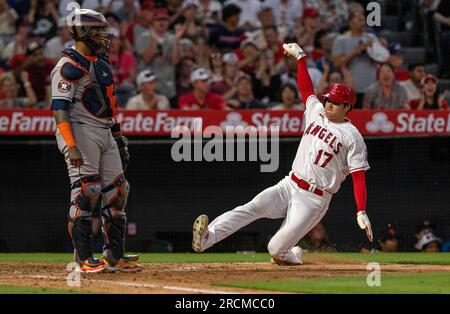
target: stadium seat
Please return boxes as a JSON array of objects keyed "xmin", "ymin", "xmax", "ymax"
[
  {"xmin": 402, "ymin": 47, "xmax": 426, "ymax": 66},
  {"xmin": 379, "ymin": 30, "xmax": 414, "ymax": 47},
  {"xmin": 425, "ymin": 63, "xmax": 439, "ymax": 76},
  {"xmin": 381, "ymin": 15, "xmax": 400, "ymax": 31}
]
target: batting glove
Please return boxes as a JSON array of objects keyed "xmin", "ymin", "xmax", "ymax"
[
  {"xmin": 357, "ymin": 211, "xmax": 373, "ymax": 242},
  {"xmin": 282, "ymin": 43, "xmax": 307, "ymax": 60}
]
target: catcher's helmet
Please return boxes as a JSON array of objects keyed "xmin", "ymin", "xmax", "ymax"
[
  {"xmin": 68, "ymin": 9, "xmax": 112, "ymax": 55},
  {"xmin": 322, "ymin": 83, "xmax": 356, "ymax": 107}
]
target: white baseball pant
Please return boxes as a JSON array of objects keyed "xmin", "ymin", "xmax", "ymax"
[{"xmin": 203, "ymin": 172, "xmax": 332, "ymax": 264}]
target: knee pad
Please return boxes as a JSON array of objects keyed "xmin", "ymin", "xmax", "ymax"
[
  {"xmin": 69, "ymin": 175, "xmax": 102, "ymax": 220},
  {"xmin": 102, "ymin": 174, "xmax": 130, "ymax": 212}
]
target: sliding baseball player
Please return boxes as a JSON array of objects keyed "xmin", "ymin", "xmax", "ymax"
[{"xmin": 192, "ymin": 43, "xmax": 373, "ymax": 265}]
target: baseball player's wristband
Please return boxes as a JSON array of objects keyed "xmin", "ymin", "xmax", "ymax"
[{"xmin": 57, "ymin": 121, "xmax": 76, "ymax": 149}]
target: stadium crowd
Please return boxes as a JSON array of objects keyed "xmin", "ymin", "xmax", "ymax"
[{"xmin": 0, "ymin": 0, "xmax": 449, "ymax": 111}]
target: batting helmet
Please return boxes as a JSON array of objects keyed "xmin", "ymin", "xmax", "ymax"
[
  {"xmin": 322, "ymin": 83, "xmax": 356, "ymax": 107},
  {"xmin": 68, "ymin": 9, "xmax": 112, "ymax": 55}
]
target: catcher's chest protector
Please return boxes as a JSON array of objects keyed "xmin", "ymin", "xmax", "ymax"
[{"xmin": 62, "ymin": 48, "xmax": 117, "ymax": 118}]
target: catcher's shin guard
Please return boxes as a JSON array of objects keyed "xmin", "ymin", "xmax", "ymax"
[
  {"xmin": 68, "ymin": 175, "xmax": 102, "ymax": 263},
  {"xmin": 101, "ymin": 174, "xmax": 130, "ymax": 265}
]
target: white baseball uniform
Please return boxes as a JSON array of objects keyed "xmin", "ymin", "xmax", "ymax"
[{"xmin": 201, "ymin": 95, "xmax": 370, "ymax": 263}]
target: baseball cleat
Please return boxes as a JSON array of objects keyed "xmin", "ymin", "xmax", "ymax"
[
  {"xmin": 192, "ymin": 214, "xmax": 209, "ymax": 252},
  {"xmin": 102, "ymin": 257, "xmax": 141, "ymax": 273},
  {"xmin": 79, "ymin": 257, "xmax": 105, "ymax": 273},
  {"xmin": 124, "ymin": 254, "xmax": 139, "ymax": 263},
  {"xmin": 270, "ymin": 246, "xmax": 303, "ymax": 266}
]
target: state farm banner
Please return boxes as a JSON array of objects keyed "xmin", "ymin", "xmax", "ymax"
[{"xmin": 0, "ymin": 109, "xmax": 449, "ymax": 137}]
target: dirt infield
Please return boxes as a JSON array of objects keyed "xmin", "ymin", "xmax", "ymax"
[{"xmin": 1, "ymin": 256, "xmax": 450, "ymax": 294}]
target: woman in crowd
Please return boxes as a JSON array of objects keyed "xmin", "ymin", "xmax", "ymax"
[
  {"xmin": 410, "ymin": 74, "xmax": 448, "ymax": 110},
  {"xmin": 363, "ymin": 62, "xmax": 409, "ymax": 109},
  {"xmin": 271, "ymin": 83, "xmax": 304, "ymax": 110},
  {"xmin": 0, "ymin": 71, "xmax": 37, "ymax": 109}
]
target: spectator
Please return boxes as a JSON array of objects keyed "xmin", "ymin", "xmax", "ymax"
[
  {"xmin": 252, "ymin": 45, "xmax": 282, "ymax": 105},
  {"xmin": 210, "ymin": 52, "xmax": 240, "ymax": 101},
  {"xmin": 225, "ymin": 0, "xmax": 261, "ymax": 30},
  {"xmin": 193, "ymin": 35, "xmax": 210, "ymax": 68},
  {"xmin": 0, "ymin": 0, "xmax": 18, "ymax": 45},
  {"xmin": 415, "ymin": 231, "xmax": 442, "ymax": 252},
  {"xmin": 311, "ymin": 29, "xmax": 330, "ymax": 62},
  {"xmin": 109, "ymin": 32, "xmax": 138, "ymax": 107},
  {"xmin": 0, "ymin": 71, "xmax": 37, "ymax": 109},
  {"xmin": 178, "ymin": 38, "xmax": 196, "ymax": 59},
  {"xmin": 315, "ymin": 32, "xmax": 339, "ymax": 73},
  {"xmin": 227, "ymin": 73, "xmax": 265, "ymax": 109},
  {"xmin": 175, "ymin": 56, "xmax": 195, "ymax": 102},
  {"xmin": 136, "ymin": 8, "xmax": 181, "ymax": 100},
  {"xmin": 44, "ymin": 17, "xmax": 73, "ymax": 63},
  {"xmin": 114, "ymin": 0, "xmax": 139, "ymax": 23},
  {"xmin": 317, "ymin": 0, "xmax": 349, "ymax": 32},
  {"xmin": 271, "ymin": 83, "xmax": 304, "ymax": 110},
  {"xmin": 9, "ymin": 41, "xmax": 55, "ymax": 107},
  {"xmin": 333, "ymin": 12, "xmax": 379, "ymax": 108},
  {"xmin": 126, "ymin": 69, "xmax": 170, "ymax": 110},
  {"xmin": 298, "ymin": 223, "xmax": 336, "ymax": 253},
  {"xmin": 280, "ymin": 55, "xmax": 299, "ymax": 91},
  {"xmin": 433, "ymin": 1, "xmax": 450, "ymax": 78},
  {"xmin": 172, "ymin": 0, "xmax": 204, "ymax": 40},
  {"xmin": 317, "ymin": 59, "xmax": 346, "ymax": 96},
  {"xmin": 126, "ymin": 0, "xmax": 154, "ymax": 49},
  {"xmin": 2, "ymin": 23, "xmax": 29, "ymax": 61},
  {"xmin": 411, "ymin": 74, "xmax": 449, "ymax": 110},
  {"xmin": 208, "ymin": 50, "xmax": 223, "ymax": 82},
  {"xmin": 208, "ymin": 3, "xmax": 245, "ymax": 52},
  {"xmin": 387, "ymin": 43, "xmax": 409, "ymax": 82},
  {"xmin": 178, "ymin": 67, "xmax": 226, "ymax": 110},
  {"xmin": 262, "ymin": 25, "xmax": 285, "ymax": 72},
  {"xmin": 363, "ymin": 63, "xmax": 409, "ymax": 109},
  {"xmin": 296, "ymin": 7, "xmax": 321, "ymax": 55},
  {"xmin": 244, "ymin": 5, "xmax": 276, "ymax": 51},
  {"xmin": 196, "ymin": 0, "xmax": 222, "ymax": 28},
  {"xmin": 375, "ymin": 224, "xmax": 399, "ymax": 253},
  {"xmin": 415, "ymin": 220, "xmax": 436, "ymax": 241},
  {"xmin": 265, "ymin": 0, "xmax": 303, "ymax": 37},
  {"xmin": 400, "ymin": 63, "xmax": 426, "ymax": 105},
  {"xmin": 237, "ymin": 37, "xmax": 260, "ymax": 74},
  {"xmin": 28, "ymin": 0, "xmax": 60, "ymax": 41}
]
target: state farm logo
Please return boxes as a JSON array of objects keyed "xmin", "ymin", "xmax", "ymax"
[
  {"xmin": 366, "ymin": 112, "xmax": 395, "ymax": 133},
  {"xmin": 220, "ymin": 112, "xmax": 249, "ymax": 130}
]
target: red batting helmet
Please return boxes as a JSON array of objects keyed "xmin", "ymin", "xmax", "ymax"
[{"xmin": 322, "ymin": 83, "xmax": 356, "ymax": 107}]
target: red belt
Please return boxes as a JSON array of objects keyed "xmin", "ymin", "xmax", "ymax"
[{"xmin": 290, "ymin": 173, "xmax": 324, "ymax": 197}]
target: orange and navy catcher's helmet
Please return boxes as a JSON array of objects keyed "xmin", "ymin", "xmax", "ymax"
[{"xmin": 68, "ymin": 9, "xmax": 113, "ymax": 55}]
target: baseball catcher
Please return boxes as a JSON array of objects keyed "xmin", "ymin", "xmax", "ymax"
[
  {"xmin": 192, "ymin": 43, "xmax": 373, "ymax": 265},
  {"xmin": 50, "ymin": 9, "xmax": 139, "ymax": 273}
]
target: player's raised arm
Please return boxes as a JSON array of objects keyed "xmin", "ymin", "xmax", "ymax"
[{"xmin": 282, "ymin": 43, "xmax": 315, "ymax": 105}]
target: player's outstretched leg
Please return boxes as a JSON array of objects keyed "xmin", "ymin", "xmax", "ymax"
[
  {"xmin": 192, "ymin": 177, "xmax": 294, "ymax": 252},
  {"xmin": 267, "ymin": 189, "xmax": 331, "ymax": 265}
]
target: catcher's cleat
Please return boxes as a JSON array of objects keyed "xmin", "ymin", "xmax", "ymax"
[
  {"xmin": 79, "ymin": 257, "xmax": 105, "ymax": 273},
  {"xmin": 192, "ymin": 214, "xmax": 209, "ymax": 253},
  {"xmin": 102, "ymin": 257, "xmax": 141, "ymax": 273},
  {"xmin": 271, "ymin": 246, "xmax": 303, "ymax": 266},
  {"xmin": 124, "ymin": 254, "xmax": 139, "ymax": 263}
]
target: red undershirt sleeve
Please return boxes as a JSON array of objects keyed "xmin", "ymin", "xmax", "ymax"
[
  {"xmin": 297, "ymin": 58, "xmax": 315, "ymax": 105},
  {"xmin": 351, "ymin": 170, "xmax": 367, "ymax": 212}
]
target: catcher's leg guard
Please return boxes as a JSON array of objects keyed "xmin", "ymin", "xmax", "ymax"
[
  {"xmin": 101, "ymin": 174, "xmax": 130, "ymax": 265},
  {"xmin": 68, "ymin": 174, "xmax": 102, "ymax": 263}
]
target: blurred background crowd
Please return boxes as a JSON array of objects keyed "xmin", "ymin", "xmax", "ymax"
[{"xmin": 0, "ymin": 0, "xmax": 449, "ymax": 111}]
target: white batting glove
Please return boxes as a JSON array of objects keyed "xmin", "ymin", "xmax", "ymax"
[
  {"xmin": 282, "ymin": 43, "xmax": 307, "ymax": 60},
  {"xmin": 357, "ymin": 211, "xmax": 373, "ymax": 242}
]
